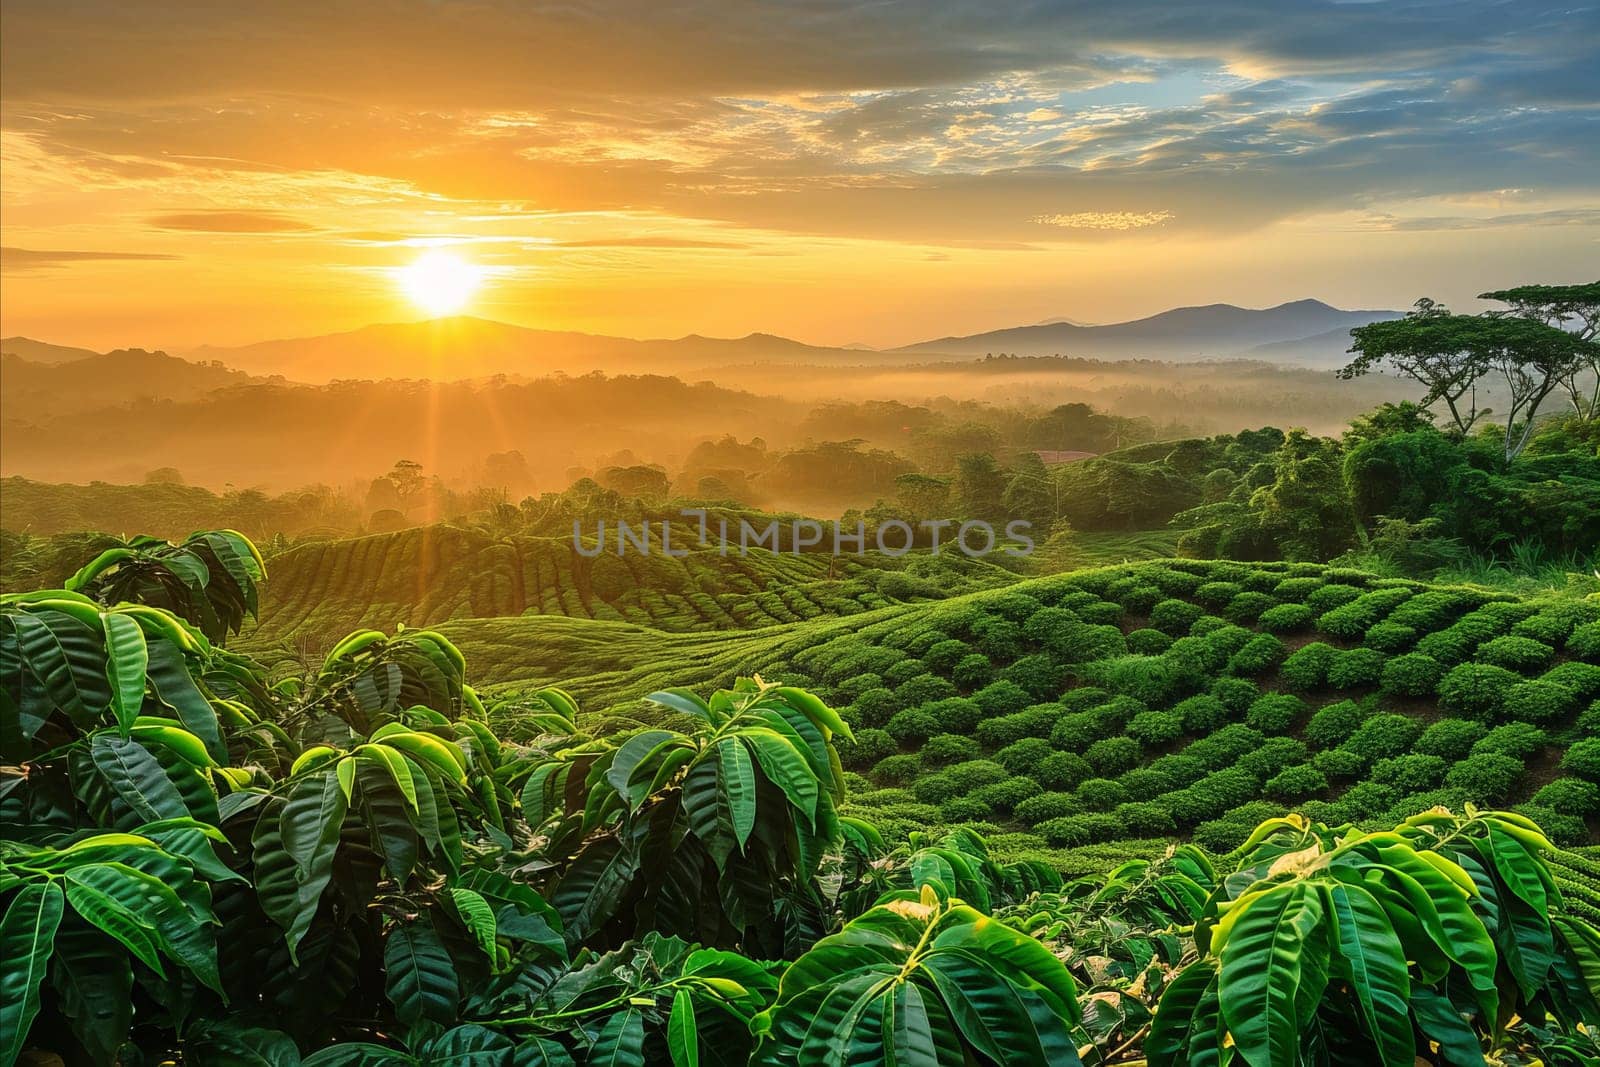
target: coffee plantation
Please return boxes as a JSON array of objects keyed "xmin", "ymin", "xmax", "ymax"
[{"xmin": 3, "ymin": 532, "xmax": 1598, "ymax": 1065}]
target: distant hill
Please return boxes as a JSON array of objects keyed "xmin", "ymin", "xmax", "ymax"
[
  {"xmin": 184, "ymin": 316, "xmax": 851, "ymax": 383},
  {"xmin": 1, "ymin": 349, "xmax": 260, "ymax": 420},
  {"xmin": 896, "ymin": 299, "xmax": 1402, "ymax": 361},
  {"xmin": 0, "ymin": 336, "xmax": 101, "ymax": 364}
]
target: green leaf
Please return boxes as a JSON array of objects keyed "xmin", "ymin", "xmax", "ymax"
[
  {"xmin": 63, "ymin": 874, "xmax": 166, "ymax": 977},
  {"xmin": 668, "ymin": 988, "xmax": 699, "ymax": 1067},
  {"xmin": 590, "ymin": 1006, "xmax": 646, "ymax": 1067},
  {"xmin": 282, "ymin": 772, "xmax": 346, "ymax": 881},
  {"xmin": 1217, "ymin": 882, "xmax": 1327, "ymax": 1067},
  {"xmin": 101, "ymin": 612, "xmax": 149, "ymax": 734},
  {"xmin": 145, "ymin": 638, "xmax": 224, "ymax": 762},
  {"xmin": 0, "ymin": 881, "xmax": 64, "ymax": 1067},
  {"xmin": 187, "ymin": 1021, "xmax": 302, "ymax": 1067},
  {"xmin": 303, "ymin": 1045, "xmax": 415, "ymax": 1066},
  {"xmin": 253, "ymin": 798, "xmax": 332, "ymax": 961},
  {"xmin": 743, "ymin": 729, "xmax": 820, "ymax": 828},
  {"xmin": 384, "ymin": 920, "xmax": 458, "ymax": 1027},
  {"xmin": 90, "ymin": 733, "xmax": 190, "ymax": 825},
  {"xmin": 13, "ymin": 610, "xmax": 111, "ymax": 724},
  {"xmin": 1324, "ymin": 882, "xmax": 1413, "ymax": 1067},
  {"xmin": 1374, "ymin": 860, "xmax": 1498, "ymax": 1023},
  {"xmin": 1145, "ymin": 959, "xmax": 1221, "ymax": 1067},
  {"xmin": 50, "ymin": 920, "xmax": 133, "ymax": 1065},
  {"xmin": 66, "ymin": 860, "xmax": 221, "ymax": 994},
  {"xmin": 922, "ymin": 951, "xmax": 1079, "ymax": 1066},
  {"xmin": 446, "ymin": 887, "xmax": 497, "ymax": 962},
  {"xmin": 1409, "ymin": 987, "xmax": 1485, "ymax": 1067},
  {"xmin": 718, "ymin": 738, "xmax": 756, "ymax": 852},
  {"xmin": 884, "ymin": 979, "xmax": 950, "ymax": 1067}
]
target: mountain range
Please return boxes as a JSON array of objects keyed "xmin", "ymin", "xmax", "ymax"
[{"xmin": 5, "ymin": 299, "xmax": 1400, "ymax": 383}]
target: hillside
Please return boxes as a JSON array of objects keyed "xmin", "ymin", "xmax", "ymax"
[
  {"xmin": 0, "ymin": 348, "xmax": 260, "ymax": 420},
  {"xmin": 235, "ymin": 522, "xmax": 1022, "ymax": 649},
  {"xmin": 0, "ymin": 335, "xmax": 101, "ymax": 363},
  {"xmin": 184, "ymin": 316, "xmax": 859, "ymax": 383},
  {"xmin": 432, "ymin": 559, "xmax": 1600, "ymax": 861},
  {"xmin": 897, "ymin": 299, "xmax": 1401, "ymax": 360}
]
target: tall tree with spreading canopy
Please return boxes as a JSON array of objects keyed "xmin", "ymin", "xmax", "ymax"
[{"xmin": 1481, "ymin": 281, "xmax": 1600, "ymax": 421}]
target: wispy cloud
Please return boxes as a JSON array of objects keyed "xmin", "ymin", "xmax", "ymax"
[
  {"xmin": 1031, "ymin": 211, "xmax": 1175, "ymax": 230},
  {"xmin": 1, "ymin": 246, "xmax": 179, "ymax": 272}
]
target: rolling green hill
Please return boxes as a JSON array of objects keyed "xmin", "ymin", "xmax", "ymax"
[
  {"xmin": 238, "ymin": 521, "xmax": 1024, "ymax": 649},
  {"xmin": 431, "ymin": 558, "xmax": 1600, "ymax": 864}
]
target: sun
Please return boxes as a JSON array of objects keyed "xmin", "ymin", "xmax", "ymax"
[{"xmin": 396, "ymin": 250, "xmax": 484, "ymax": 316}]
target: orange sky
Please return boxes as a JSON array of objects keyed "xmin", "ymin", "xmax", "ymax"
[{"xmin": 2, "ymin": 2, "xmax": 1596, "ymax": 351}]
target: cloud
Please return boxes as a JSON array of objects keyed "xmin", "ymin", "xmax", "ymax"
[
  {"xmin": 1032, "ymin": 211, "xmax": 1175, "ymax": 230},
  {"xmin": 1354, "ymin": 208, "xmax": 1600, "ymax": 232},
  {"xmin": 1, "ymin": 246, "xmax": 179, "ymax": 272},
  {"xmin": 148, "ymin": 211, "xmax": 313, "ymax": 233}
]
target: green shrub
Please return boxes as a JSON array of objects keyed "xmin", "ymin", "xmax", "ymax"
[
  {"xmin": 1238, "ymin": 736, "xmax": 1309, "ymax": 779},
  {"xmin": 1150, "ymin": 598, "xmax": 1206, "ymax": 635},
  {"xmin": 1077, "ymin": 601, "xmax": 1124, "ymax": 626},
  {"xmin": 1414, "ymin": 627, "xmax": 1477, "ymax": 666},
  {"xmin": 974, "ymin": 708, "xmax": 1042, "ymax": 748},
  {"xmin": 911, "ymin": 770, "xmax": 961, "ymax": 803},
  {"xmin": 1542, "ymin": 662, "xmax": 1600, "ymax": 698},
  {"xmin": 1120, "ymin": 766, "xmax": 1179, "ymax": 796},
  {"xmin": 1128, "ymin": 708, "xmax": 1185, "ymax": 745},
  {"xmin": 923, "ymin": 638, "xmax": 971, "ymax": 673},
  {"xmin": 986, "ymin": 591, "xmax": 1046, "ymax": 622},
  {"xmin": 1532, "ymin": 778, "xmax": 1600, "ymax": 816},
  {"xmin": 1184, "ymin": 724, "xmax": 1267, "ymax": 770},
  {"xmin": 1038, "ymin": 813, "xmax": 1122, "ymax": 847},
  {"xmin": 1437, "ymin": 662, "xmax": 1521, "ymax": 720},
  {"xmin": 1272, "ymin": 576, "xmax": 1324, "ymax": 599},
  {"xmin": 850, "ymin": 687, "xmax": 903, "ymax": 728},
  {"xmin": 973, "ymin": 616, "xmax": 1024, "ymax": 661},
  {"xmin": 1167, "ymin": 635, "xmax": 1230, "ymax": 676},
  {"xmin": 874, "ymin": 753, "xmax": 923, "ymax": 784},
  {"xmin": 1340, "ymin": 781, "xmax": 1400, "ymax": 819},
  {"xmin": 1561, "ymin": 738, "xmax": 1600, "ymax": 781},
  {"xmin": 836, "ymin": 672, "xmax": 886, "ymax": 702},
  {"xmin": 1568, "ymin": 622, "xmax": 1600, "ymax": 663},
  {"xmin": 1113, "ymin": 801, "xmax": 1177, "ymax": 836},
  {"xmin": 1415, "ymin": 719, "xmax": 1488, "ymax": 760},
  {"xmin": 922, "ymin": 732, "xmax": 981, "ymax": 767},
  {"xmin": 973, "ymin": 776, "xmax": 1042, "ymax": 813},
  {"xmin": 885, "ymin": 706, "xmax": 939, "ymax": 743},
  {"xmin": 1326, "ymin": 647, "xmax": 1388, "ymax": 689},
  {"xmin": 1188, "ymin": 615, "xmax": 1231, "ymax": 636},
  {"xmin": 1193, "ymin": 804, "xmax": 1287, "ymax": 853},
  {"xmin": 944, "ymin": 759, "xmax": 1012, "ymax": 792},
  {"xmin": 1014, "ymin": 791, "xmax": 1080, "ymax": 825},
  {"xmin": 1280, "ymin": 642, "xmax": 1338, "ymax": 690},
  {"xmin": 894, "ymin": 673, "xmax": 959, "ymax": 707},
  {"xmin": 1034, "ymin": 751, "xmax": 1094, "ymax": 791},
  {"xmin": 1371, "ymin": 753, "xmax": 1448, "ymax": 793},
  {"xmin": 1258, "ymin": 603, "xmax": 1315, "ymax": 633},
  {"xmin": 1363, "ymin": 622, "xmax": 1417, "ymax": 653},
  {"xmin": 1049, "ymin": 710, "xmax": 1113, "ymax": 751},
  {"xmin": 1265, "ymin": 763, "xmax": 1328, "ymax": 801},
  {"xmin": 1163, "ymin": 767, "xmax": 1261, "ymax": 825},
  {"xmin": 1085, "ymin": 735, "xmax": 1143, "ymax": 776},
  {"xmin": 1150, "ymin": 567, "xmax": 1205, "ymax": 596},
  {"xmin": 1075, "ymin": 777, "xmax": 1129, "ymax": 811},
  {"xmin": 938, "ymin": 796, "xmax": 993, "ymax": 822},
  {"xmin": 1445, "ymin": 752, "xmax": 1525, "ymax": 803},
  {"xmin": 1195, "ymin": 580, "xmax": 1244, "ymax": 608},
  {"xmin": 1060, "ymin": 687, "xmax": 1110, "ymax": 712},
  {"xmin": 1224, "ymin": 591, "xmax": 1276, "ymax": 623},
  {"xmin": 951, "ymin": 652, "xmax": 994, "ymax": 689},
  {"xmin": 995, "ymin": 736, "xmax": 1052, "ymax": 775},
  {"xmin": 841, "ymin": 727, "xmax": 897, "ymax": 768},
  {"xmin": 1380, "ymin": 652, "xmax": 1445, "ymax": 698},
  {"xmin": 1477, "ymin": 635, "xmax": 1556, "ymax": 673},
  {"xmin": 1126, "ymin": 627, "xmax": 1173, "ymax": 655},
  {"xmin": 1092, "ymin": 655, "xmax": 1183, "ymax": 705},
  {"xmin": 1383, "ymin": 788, "xmax": 1471, "ymax": 824},
  {"xmin": 1304, "ymin": 699, "xmax": 1366, "ymax": 749},
  {"xmin": 1228, "ymin": 633, "xmax": 1288, "ymax": 676},
  {"xmin": 1313, "ymin": 747, "xmax": 1366, "ymax": 781},
  {"xmin": 1210, "ymin": 676, "xmax": 1260, "ymax": 714},
  {"xmin": 1502, "ymin": 681, "xmax": 1576, "ymax": 725},
  {"xmin": 1246, "ymin": 693, "xmax": 1306, "ymax": 733},
  {"xmin": 1342, "ymin": 713, "xmax": 1423, "ymax": 767},
  {"xmin": 1146, "ymin": 753, "xmax": 1207, "ymax": 790},
  {"xmin": 973, "ymin": 679, "xmax": 1032, "ymax": 717},
  {"xmin": 1387, "ymin": 590, "xmax": 1471, "ymax": 630},
  {"xmin": 1021, "ymin": 605, "xmax": 1079, "ymax": 648},
  {"xmin": 1511, "ymin": 805, "xmax": 1590, "ymax": 847},
  {"xmin": 1001, "ymin": 653, "xmax": 1068, "ymax": 701},
  {"xmin": 1304, "ymin": 583, "xmax": 1362, "ymax": 612},
  {"xmin": 1511, "ymin": 613, "xmax": 1572, "ymax": 645},
  {"xmin": 902, "ymin": 627, "xmax": 952, "ymax": 656},
  {"xmin": 1471, "ymin": 723, "xmax": 1547, "ymax": 760},
  {"xmin": 1581, "ymin": 701, "xmax": 1600, "ymax": 736},
  {"xmin": 885, "ymin": 659, "xmax": 932, "ymax": 687},
  {"xmin": 923, "ymin": 697, "xmax": 982, "ymax": 734}
]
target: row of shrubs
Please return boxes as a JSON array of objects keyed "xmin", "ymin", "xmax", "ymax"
[{"xmin": 812, "ymin": 559, "xmax": 1599, "ymax": 856}]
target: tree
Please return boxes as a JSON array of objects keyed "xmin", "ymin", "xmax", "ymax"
[
  {"xmin": 1481, "ymin": 281, "xmax": 1600, "ymax": 421},
  {"xmin": 1344, "ymin": 299, "xmax": 1595, "ymax": 461},
  {"xmin": 949, "ymin": 452, "xmax": 1007, "ymax": 522},
  {"xmin": 1342, "ymin": 300, "xmax": 1488, "ymax": 436},
  {"xmin": 1247, "ymin": 430, "xmax": 1356, "ymax": 560}
]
